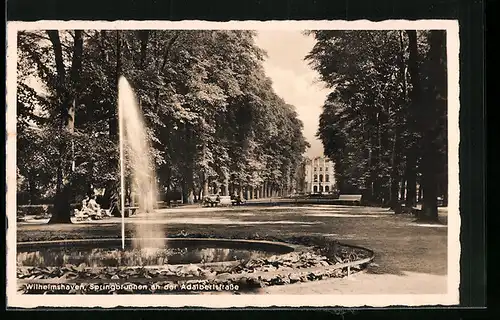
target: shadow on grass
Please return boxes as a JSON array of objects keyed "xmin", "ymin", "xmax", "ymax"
[
  {"xmin": 16, "ymin": 206, "xmax": 448, "ymax": 278},
  {"xmin": 364, "ymin": 261, "xmax": 407, "ymax": 276}
]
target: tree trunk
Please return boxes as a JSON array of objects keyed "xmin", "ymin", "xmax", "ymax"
[
  {"xmin": 223, "ymin": 178, "xmax": 229, "ymax": 196},
  {"xmin": 150, "ymin": 33, "xmax": 180, "ymax": 115},
  {"xmin": 389, "ymin": 129, "xmax": 401, "ymax": 209},
  {"xmin": 376, "ymin": 112, "xmax": 383, "ymax": 204},
  {"xmin": 239, "ymin": 183, "xmax": 244, "ymax": 199},
  {"xmin": 404, "ymin": 153, "xmax": 417, "ymax": 208},
  {"xmin": 87, "ymin": 156, "xmax": 95, "ymax": 197},
  {"xmin": 102, "ymin": 30, "xmax": 122, "ymax": 215},
  {"xmin": 420, "ymin": 140, "xmax": 439, "ymax": 221},
  {"xmin": 138, "ymin": 30, "xmax": 149, "ymax": 69},
  {"xmin": 418, "ymin": 30, "xmax": 446, "ymax": 222},
  {"xmin": 105, "ymin": 180, "xmax": 121, "ymax": 217},
  {"xmin": 48, "ymin": 30, "xmax": 83, "ymax": 224},
  {"xmin": 404, "ymin": 30, "xmax": 423, "ymax": 210},
  {"xmin": 202, "ymin": 179, "xmax": 209, "ymax": 198},
  {"xmin": 392, "ymin": 31, "xmax": 407, "ymax": 210},
  {"xmin": 165, "ymin": 171, "xmax": 171, "ymax": 206},
  {"xmin": 28, "ymin": 172, "xmax": 37, "ymax": 205},
  {"xmin": 51, "ymin": 99, "xmax": 75, "ymax": 224},
  {"xmin": 369, "ymin": 145, "xmax": 380, "ymax": 205},
  {"xmin": 108, "ymin": 31, "xmax": 121, "ymax": 141},
  {"xmin": 400, "ymin": 179, "xmax": 406, "ymax": 202},
  {"xmin": 181, "ymin": 179, "xmax": 189, "ymax": 204},
  {"xmin": 418, "ymin": 185, "xmax": 423, "ymax": 202},
  {"xmin": 125, "ymin": 175, "xmax": 132, "ymax": 205}
]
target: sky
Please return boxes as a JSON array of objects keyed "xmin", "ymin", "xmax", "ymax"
[{"xmin": 254, "ymin": 30, "xmax": 330, "ymax": 158}]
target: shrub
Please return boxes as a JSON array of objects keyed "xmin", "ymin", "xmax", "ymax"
[{"xmin": 17, "ymin": 204, "xmax": 80, "ymax": 217}]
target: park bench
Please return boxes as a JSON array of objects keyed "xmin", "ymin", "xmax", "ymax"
[
  {"xmin": 74, "ymin": 209, "xmax": 90, "ymax": 221},
  {"xmin": 203, "ymin": 195, "xmax": 234, "ymax": 207},
  {"xmin": 336, "ymin": 194, "xmax": 362, "ymax": 205},
  {"xmin": 203, "ymin": 195, "xmax": 219, "ymax": 207},
  {"xmin": 218, "ymin": 195, "xmax": 232, "ymax": 207},
  {"xmin": 231, "ymin": 196, "xmax": 246, "ymax": 206},
  {"xmin": 170, "ymin": 200, "xmax": 183, "ymax": 207},
  {"xmin": 124, "ymin": 206, "xmax": 139, "ymax": 217}
]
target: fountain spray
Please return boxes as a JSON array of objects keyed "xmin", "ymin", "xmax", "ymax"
[
  {"xmin": 117, "ymin": 76, "xmax": 164, "ymax": 251},
  {"xmin": 118, "ymin": 78, "xmax": 126, "ymax": 250}
]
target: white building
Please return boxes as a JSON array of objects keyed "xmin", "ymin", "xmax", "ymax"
[{"xmin": 303, "ymin": 156, "xmax": 337, "ymax": 194}]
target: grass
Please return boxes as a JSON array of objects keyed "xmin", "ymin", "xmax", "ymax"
[{"xmin": 16, "ymin": 205, "xmax": 448, "ymax": 277}]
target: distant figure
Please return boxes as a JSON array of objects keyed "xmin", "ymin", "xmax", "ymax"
[
  {"xmin": 88, "ymin": 195, "xmax": 102, "ymax": 219},
  {"xmin": 188, "ymin": 191, "xmax": 195, "ymax": 205},
  {"xmin": 74, "ymin": 196, "xmax": 92, "ymax": 221},
  {"xmin": 82, "ymin": 196, "xmax": 89, "ymax": 208},
  {"xmin": 109, "ymin": 192, "xmax": 120, "ymax": 217},
  {"xmin": 87, "ymin": 184, "xmax": 95, "ymax": 199},
  {"xmin": 236, "ymin": 194, "xmax": 244, "ymax": 205}
]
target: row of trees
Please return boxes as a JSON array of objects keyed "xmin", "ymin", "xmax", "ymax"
[
  {"xmin": 17, "ymin": 30, "xmax": 309, "ymax": 223},
  {"xmin": 306, "ymin": 30, "xmax": 447, "ymax": 221}
]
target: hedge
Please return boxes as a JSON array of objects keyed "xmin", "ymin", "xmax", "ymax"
[{"xmin": 17, "ymin": 204, "xmax": 81, "ymax": 217}]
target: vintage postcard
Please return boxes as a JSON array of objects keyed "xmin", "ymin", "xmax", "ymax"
[{"xmin": 6, "ymin": 20, "xmax": 460, "ymax": 308}]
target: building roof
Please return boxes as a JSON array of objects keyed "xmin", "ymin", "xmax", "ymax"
[{"xmin": 305, "ymin": 156, "xmax": 331, "ymax": 162}]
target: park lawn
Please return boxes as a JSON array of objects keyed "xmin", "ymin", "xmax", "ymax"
[{"xmin": 15, "ymin": 205, "xmax": 448, "ymax": 277}]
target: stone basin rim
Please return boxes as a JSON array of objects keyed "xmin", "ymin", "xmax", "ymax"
[
  {"xmin": 16, "ymin": 237, "xmax": 301, "ymax": 252},
  {"xmin": 17, "ymin": 238, "xmax": 376, "ymax": 284}
]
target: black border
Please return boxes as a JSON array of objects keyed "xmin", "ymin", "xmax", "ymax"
[
  {"xmin": 4, "ymin": 0, "xmax": 487, "ymax": 316},
  {"xmin": 7, "ymin": 0, "xmax": 463, "ymax": 21}
]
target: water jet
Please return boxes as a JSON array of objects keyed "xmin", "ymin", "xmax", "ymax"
[{"xmin": 118, "ymin": 76, "xmax": 161, "ymax": 250}]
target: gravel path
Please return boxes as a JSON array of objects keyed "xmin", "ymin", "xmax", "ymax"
[{"xmin": 257, "ymin": 270, "xmax": 447, "ymax": 295}]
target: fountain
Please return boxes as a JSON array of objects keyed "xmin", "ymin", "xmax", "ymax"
[
  {"xmin": 16, "ymin": 76, "xmax": 375, "ymax": 294},
  {"xmin": 118, "ymin": 76, "xmax": 163, "ymax": 250}
]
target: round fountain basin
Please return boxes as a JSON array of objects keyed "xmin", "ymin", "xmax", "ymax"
[{"xmin": 17, "ymin": 238, "xmax": 296, "ymax": 268}]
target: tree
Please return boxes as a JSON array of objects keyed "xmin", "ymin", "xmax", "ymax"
[
  {"xmin": 18, "ymin": 30, "xmax": 84, "ymax": 223},
  {"xmin": 306, "ymin": 30, "xmax": 447, "ymax": 216},
  {"xmin": 418, "ymin": 30, "xmax": 447, "ymax": 221},
  {"xmin": 17, "ymin": 29, "xmax": 308, "ymax": 221}
]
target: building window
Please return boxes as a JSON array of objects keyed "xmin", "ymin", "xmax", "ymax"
[
  {"xmin": 319, "ymin": 167, "xmax": 323, "ymax": 171},
  {"xmin": 314, "ymin": 167, "xmax": 317, "ymax": 172},
  {"xmin": 319, "ymin": 174, "xmax": 323, "ymax": 182},
  {"xmin": 313, "ymin": 185, "xmax": 318, "ymax": 193},
  {"xmin": 325, "ymin": 186, "xmax": 330, "ymax": 192},
  {"xmin": 319, "ymin": 186, "xmax": 324, "ymax": 192},
  {"xmin": 325, "ymin": 166, "xmax": 328, "ymax": 171},
  {"xmin": 314, "ymin": 174, "xmax": 318, "ymax": 182},
  {"xmin": 325, "ymin": 174, "xmax": 329, "ymax": 182}
]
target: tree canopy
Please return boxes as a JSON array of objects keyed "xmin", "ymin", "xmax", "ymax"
[
  {"xmin": 306, "ymin": 30, "xmax": 447, "ymax": 220},
  {"xmin": 17, "ymin": 29, "xmax": 309, "ymax": 222}
]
